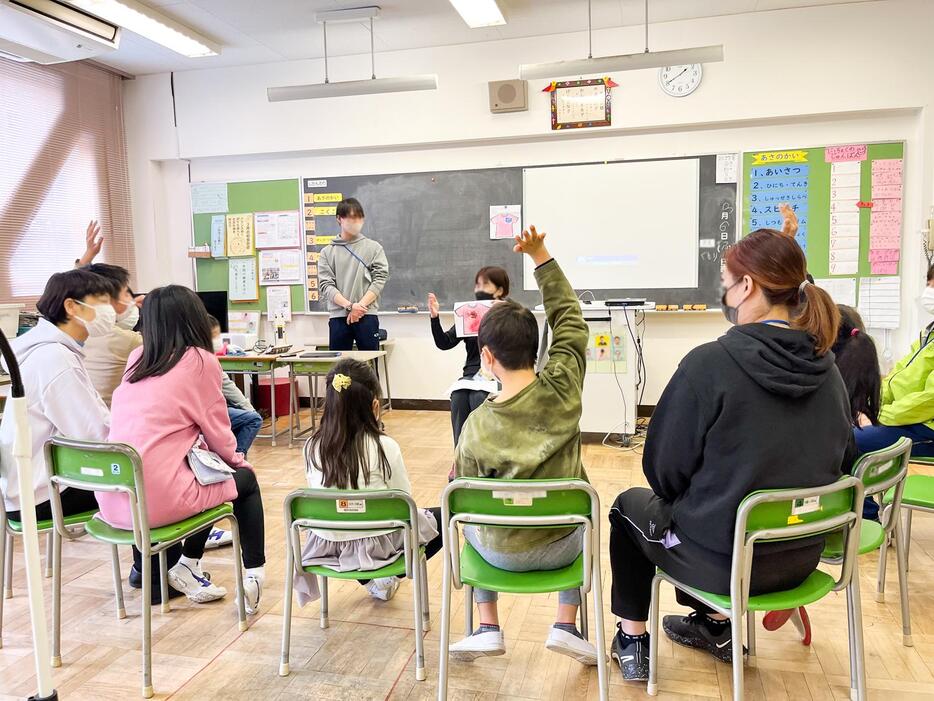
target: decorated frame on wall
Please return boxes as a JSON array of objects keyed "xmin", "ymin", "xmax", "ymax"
[{"xmin": 545, "ymin": 77, "xmax": 617, "ymax": 130}]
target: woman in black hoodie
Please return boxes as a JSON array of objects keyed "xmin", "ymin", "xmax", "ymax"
[{"xmin": 607, "ymin": 228, "xmax": 856, "ymax": 681}]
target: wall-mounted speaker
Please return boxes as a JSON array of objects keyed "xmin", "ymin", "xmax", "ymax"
[{"xmin": 488, "ymin": 79, "xmax": 528, "ymax": 113}]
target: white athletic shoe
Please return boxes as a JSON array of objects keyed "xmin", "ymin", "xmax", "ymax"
[
  {"xmin": 365, "ymin": 576, "xmax": 401, "ymax": 601},
  {"xmin": 204, "ymin": 527, "xmax": 233, "ymax": 549},
  {"xmin": 239, "ymin": 575, "xmax": 262, "ymax": 615},
  {"xmin": 449, "ymin": 629, "xmax": 506, "ymax": 661},
  {"xmin": 167, "ymin": 563, "xmax": 227, "ymax": 603},
  {"xmin": 545, "ymin": 627, "xmax": 599, "ymax": 666}
]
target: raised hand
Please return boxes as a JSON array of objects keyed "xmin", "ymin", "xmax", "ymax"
[
  {"xmin": 513, "ymin": 225, "xmax": 551, "ymax": 266},
  {"xmin": 779, "ymin": 203, "xmax": 798, "ymax": 238},
  {"xmin": 427, "ymin": 292, "xmax": 440, "ymax": 318},
  {"xmin": 77, "ymin": 220, "xmax": 103, "ymax": 266}
]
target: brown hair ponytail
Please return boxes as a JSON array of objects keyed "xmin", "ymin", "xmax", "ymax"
[{"xmin": 724, "ymin": 229, "xmax": 840, "ymax": 355}]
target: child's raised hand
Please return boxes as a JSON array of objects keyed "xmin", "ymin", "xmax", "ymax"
[
  {"xmin": 779, "ymin": 203, "xmax": 798, "ymax": 238},
  {"xmin": 513, "ymin": 225, "xmax": 550, "ymax": 265},
  {"xmin": 427, "ymin": 292, "xmax": 440, "ymax": 318}
]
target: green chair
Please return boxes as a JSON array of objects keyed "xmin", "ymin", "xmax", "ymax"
[
  {"xmin": 279, "ymin": 487, "xmax": 430, "ymax": 682},
  {"xmin": 882, "ymin": 455, "xmax": 934, "ymax": 577},
  {"xmin": 647, "ymin": 476, "xmax": 866, "ymax": 701},
  {"xmin": 45, "ymin": 437, "xmax": 248, "ymax": 699},
  {"xmin": 437, "ymin": 478, "xmax": 608, "ymax": 701}
]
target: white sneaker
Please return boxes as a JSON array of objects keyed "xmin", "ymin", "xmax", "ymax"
[
  {"xmin": 239, "ymin": 575, "xmax": 262, "ymax": 615},
  {"xmin": 365, "ymin": 576, "xmax": 400, "ymax": 601},
  {"xmin": 449, "ymin": 629, "xmax": 506, "ymax": 661},
  {"xmin": 204, "ymin": 527, "xmax": 233, "ymax": 550},
  {"xmin": 167, "ymin": 563, "xmax": 227, "ymax": 603},
  {"xmin": 545, "ymin": 627, "xmax": 599, "ymax": 666}
]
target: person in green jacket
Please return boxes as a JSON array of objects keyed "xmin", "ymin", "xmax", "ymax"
[
  {"xmin": 448, "ymin": 226, "xmax": 599, "ymax": 667},
  {"xmin": 853, "ymin": 266, "xmax": 934, "ymax": 461}
]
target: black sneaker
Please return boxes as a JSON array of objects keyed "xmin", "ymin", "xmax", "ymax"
[
  {"xmin": 663, "ymin": 612, "xmax": 733, "ymax": 663},
  {"xmin": 610, "ymin": 629, "xmax": 650, "ymax": 681}
]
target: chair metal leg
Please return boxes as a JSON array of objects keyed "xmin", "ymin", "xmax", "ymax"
[
  {"xmin": 412, "ymin": 555, "xmax": 426, "ymax": 681},
  {"xmin": 44, "ymin": 532, "xmax": 52, "ymax": 579},
  {"xmin": 319, "ymin": 575, "xmax": 329, "ymax": 629},
  {"xmin": 229, "ymin": 518, "xmax": 247, "ymax": 631},
  {"xmin": 647, "ymin": 574, "xmax": 663, "ymax": 696},
  {"xmin": 876, "ymin": 517, "xmax": 889, "ymax": 603},
  {"xmin": 51, "ymin": 530, "xmax": 62, "ymax": 668},
  {"xmin": 420, "ymin": 556, "xmax": 431, "ymax": 632},
  {"xmin": 437, "ymin": 545, "xmax": 453, "ymax": 701},
  {"xmin": 0, "ymin": 526, "xmax": 5, "ymax": 648},
  {"xmin": 3, "ymin": 533, "xmax": 12, "ymax": 598},
  {"xmin": 579, "ymin": 588, "xmax": 589, "ymax": 641},
  {"xmin": 746, "ymin": 611, "xmax": 756, "ymax": 664},
  {"xmin": 730, "ymin": 607, "xmax": 745, "ymax": 701},
  {"xmin": 279, "ymin": 537, "xmax": 294, "ymax": 676},
  {"xmin": 904, "ymin": 508, "xmax": 913, "ymax": 572},
  {"xmin": 846, "ymin": 564, "xmax": 867, "ymax": 701},
  {"xmin": 158, "ymin": 550, "xmax": 169, "ymax": 614},
  {"xmin": 141, "ymin": 551, "xmax": 153, "ymax": 699},
  {"xmin": 111, "ymin": 546, "xmax": 126, "ymax": 619},
  {"xmin": 464, "ymin": 585, "xmax": 474, "ymax": 635},
  {"xmin": 893, "ymin": 520, "xmax": 913, "ymax": 646},
  {"xmin": 590, "ymin": 556, "xmax": 608, "ymax": 701}
]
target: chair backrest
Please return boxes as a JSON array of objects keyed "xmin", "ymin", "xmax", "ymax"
[
  {"xmin": 44, "ymin": 437, "xmax": 150, "ymax": 546},
  {"xmin": 728, "ymin": 475, "xmax": 864, "ymax": 608},
  {"xmin": 851, "ymin": 436, "xmax": 911, "ymax": 498}
]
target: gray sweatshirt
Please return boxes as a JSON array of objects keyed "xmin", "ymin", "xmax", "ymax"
[
  {"xmin": 221, "ymin": 374, "xmax": 253, "ymax": 411},
  {"xmin": 317, "ymin": 235, "xmax": 390, "ymax": 318}
]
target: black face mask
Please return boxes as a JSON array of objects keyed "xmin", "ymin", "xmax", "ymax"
[
  {"xmin": 475, "ymin": 291, "xmax": 496, "ymax": 301},
  {"xmin": 720, "ymin": 280, "xmax": 744, "ymax": 325}
]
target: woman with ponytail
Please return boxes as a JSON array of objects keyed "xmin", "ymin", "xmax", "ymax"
[{"xmin": 605, "ymin": 228, "xmax": 856, "ymax": 681}]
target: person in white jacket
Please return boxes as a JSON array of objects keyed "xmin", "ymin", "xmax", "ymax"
[{"xmin": 0, "ymin": 268, "xmax": 116, "ymax": 523}]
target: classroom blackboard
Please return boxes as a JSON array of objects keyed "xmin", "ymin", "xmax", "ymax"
[{"xmin": 303, "ymin": 169, "xmax": 529, "ymax": 311}]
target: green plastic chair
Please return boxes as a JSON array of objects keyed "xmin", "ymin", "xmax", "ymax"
[
  {"xmin": 279, "ymin": 487, "xmax": 430, "ymax": 682},
  {"xmin": 437, "ymin": 478, "xmax": 608, "ymax": 701},
  {"xmin": 882, "ymin": 455, "xmax": 934, "ymax": 577},
  {"xmin": 45, "ymin": 437, "xmax": 248, "ymax": 699},
  {"xmin": 647, "ymin": 476, "xmax": 866, "ymax": 701}
]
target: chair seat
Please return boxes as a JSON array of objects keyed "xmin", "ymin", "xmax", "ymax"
[
  {"xmin": 459, "ymin": 540, "xmax": 584, "ymax": 594},
  {"xmin": 675, "ymin": 570, "xmax": 836, "ymax": 612},
  {"xmin": 883, "ymin": 474, "xmax": 934, "ymax": 509},
  {"xmin": 8, "ymin": 509, "xmax": 99, "ymax": 534},
  {"xmin": 303, "ymin": 546, "xmax": 425, "ymax": 581},
  {"xmin": 85, "ymin": 504, "xmax": 233, "ymax": 545},
  {"xmin": 822, "ymin": 519, "xmax": 885, "ymax": 558}
]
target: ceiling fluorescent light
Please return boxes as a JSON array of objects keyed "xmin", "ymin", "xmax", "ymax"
[
  {"xmin": 64, "ymin": 0, "xmax": 220, "ymax": 57},
  {"xmin": 448, "ymin": 0, "xmax": 505, "ymax": 28},
  {"xmin": 520, "ymin": 45, "xmax": 723, "ymax": 80},
  {"xmin": 315, "ymin": 6, "xmax": 380, "ymax": 24},
  {"xmin": 268, "ymin": 74, "xmax": 438, "ymax": 101}
]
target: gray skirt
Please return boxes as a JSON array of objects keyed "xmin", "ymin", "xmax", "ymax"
[{"xmin": 293, "ymin": 508, "xmax": 439, "ymax": 607}]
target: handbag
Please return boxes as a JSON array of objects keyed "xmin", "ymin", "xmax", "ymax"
[{"xmin": 187, "ymin": 436, "xmax": 235, "ymax": 486}]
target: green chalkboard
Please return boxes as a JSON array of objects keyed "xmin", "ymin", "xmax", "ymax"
[
  {"xmin": 742, "ymin": 142, "xmax": 904, "ymax": 284},
  {"xmin": 192, "ymin": 179, "xmax": 305, "ymax": 311}
]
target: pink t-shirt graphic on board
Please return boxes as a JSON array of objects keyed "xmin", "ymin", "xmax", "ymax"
[
  {"xmin": 453, "ymin": 300, "xmax": 496, "ymax": 337},
  {"xmin": 491, "ymin": 212, "xmax": 518, "ymax": 239}
]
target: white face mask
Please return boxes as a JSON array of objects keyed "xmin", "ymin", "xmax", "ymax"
[
  {"xmin": 212, "ymin": 336, "xmax": 224, "ymax": 353},
  {"xmin": 921, "ymin": 287, "xmax": 934, "ymax": 315},
  {"xmin": 116, "ymin": 303, "xmax": 139, "ymax": 330},
  {"xmin": 75, "ymin": 300, "xmax": 116, "ymax": 337},
  {"xmin": 341, "ymin": 220, "xmax": 363, "ymax": 237}
]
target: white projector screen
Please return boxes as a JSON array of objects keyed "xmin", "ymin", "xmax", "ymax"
[{"xmin": 523, "ymin": 159, "xmax": 700, "ymax": 291}]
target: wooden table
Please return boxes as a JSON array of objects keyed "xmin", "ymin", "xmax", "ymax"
[{"xmin": 279, "ymin": 350, "xmax": 387, "ymax": 448}]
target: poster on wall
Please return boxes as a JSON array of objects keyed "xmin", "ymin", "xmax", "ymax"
[
  {"xmin": 586, "ymin": 321, "xmax": 626, "ymax": 374},
  {"xmin": 259, "ymin": 249, "xmax": 303, "ymax": 286},
  {"xmin": 266, "ymin": 285, "xmax": 292, "ymax": 322},
  {"xmin": 255, "ymin": 210, "xmax": 301, "ymax": 249},
  {"xmin": 229, "ymin": 257, "xmax": 259, "ymax": 301},
  {"xmin": 191, "ymin": 183, "xmax": 228, "ymax": 214},
  {"xmin": 226, "ymin": 213, "xmax": 255, "ymax": 257}
]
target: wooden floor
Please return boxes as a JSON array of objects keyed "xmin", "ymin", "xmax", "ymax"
[{"xmin": 1, "ymin": 409, "xmax": 933, "ymax": 700}]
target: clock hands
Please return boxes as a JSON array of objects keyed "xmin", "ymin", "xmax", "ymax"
[{"xmin": 665, "ymin": 68, "xmax": 688, "ymax": 85}]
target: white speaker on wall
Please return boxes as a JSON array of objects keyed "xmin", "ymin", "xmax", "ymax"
[{"xmin": 488, "ymin": 79, "xmax": 528, "ymax": 113}]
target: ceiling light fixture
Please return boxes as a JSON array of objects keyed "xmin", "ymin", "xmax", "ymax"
[
  {"xmin": 267, "ymin": 6, "xmax": 438, "ymax": 102},
  {"xmin": 448, "ymin": 0, "xmax": 505, "ymax": 28},
  {"xmin": 519, "ymin": 0, "xmax": 722, "ymax": 80},
  {"xmin": 63, "ymin": 0, "xmax": 219, "ymax": 57}
]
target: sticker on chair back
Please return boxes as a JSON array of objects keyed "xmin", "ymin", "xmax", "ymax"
[
  {"xmin": 492, "ymin": 490, "xmax": 547, "ymax": 506},
  {"xmin": 110, "ymin": 463, "xmax": 121, "ymax": 475},
  {"xmin": 80, "ymin": 466, "xmax": 104, "ymax": 477},
  {"xmin": 336, "ymin": 499, "xmax": 365, "ymax": 513},
  {"xmin": 787, "ymin": 496, "xmax": 822, "ymax": 524}
]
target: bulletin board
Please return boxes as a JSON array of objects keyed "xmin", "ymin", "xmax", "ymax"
[{"xmin": 191, "ymin": 179, "xmax": 306, "ymax": 312}]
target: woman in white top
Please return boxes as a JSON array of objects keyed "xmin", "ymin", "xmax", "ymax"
[
  {"xmin": 0, "ymin": 269, "xmax": 115, "ymax": 522},
  {"xmin": 297, "ymin": 359, "xmax": 441, "ymax": 605}
]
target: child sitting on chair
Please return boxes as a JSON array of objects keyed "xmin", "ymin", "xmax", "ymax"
[
  {"xmin": 296, "ymin": 359, "xmax": 442, "ymax": 605},
  {"xmin": 449, "ymin": 226, "xmax": 597, "ymax": 666}
]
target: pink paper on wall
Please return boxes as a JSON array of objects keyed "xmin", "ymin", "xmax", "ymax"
[
  {"xmin": 870, "ymin": 236, "xmax": 901, "ymax": 249},
  {"xmin": 873, "ymin": 185, "xmax": 903, "ymax": 199},
  {"xmin": 825, "ymin": 144, "xmax": 867, "ymax": 162},
  {"xmin": 872, "ymin": 170, "xmax": 902, "ymax": 186},
  {"xmin": 871, "ymin": 211, "xmax": 902, "ymax": 227},
  {"xmin": 871, "ymin": 261, "xmax": 898, "ymax": 275},
  {"xmin": 871, "ymin": 158, "xmax": 903, "ymax": 173},
  {"xmin": 869, "ymin": 248, "xmax": 900, "ymax": 263},
  {"xmin": 873, "ymin": 198, "xmax": 902, "ymax": 212}
]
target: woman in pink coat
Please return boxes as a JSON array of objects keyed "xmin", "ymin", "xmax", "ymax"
[{"xmin": 103, "ymin": 285, "xmax": 266, "ymax": 613}]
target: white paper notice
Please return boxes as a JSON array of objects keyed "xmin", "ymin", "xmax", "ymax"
[
  {"xmin": 229, "ymin": 258, "xmax": 258, "ymax": 301},
  {"xmin": 814, "ymin": 278, "xmax": 857, "ymax": 307},
  {"xmin": 229, "ymin": 311, "xmax": 260, "ymax": 335},
  {"xmin": 191, "ymin": 183, "xmax": 228, "ymax": 214},
  {"xmin": 858, "ymin": 276, "xmax": 901, "ymax": 330},
  {"xmin": 828, "ymin": 160, "xmax": 862, "ymax": 275},
  {"xmin": 255, "ymin": 211, "xmax": 301, "ymax": 249},
  {"xmin": 266, "ymin": 285, "xmax": 292, "ymax": 322},
  {"xmin": 829, "ymin": 262, "xmax": 858, "ymax": 275},
  {"xmin": 716, "ymin": 154, "xmax": 739, "ymax": 184},
  {"xmin": 210, "ymin": 215, "xmax": 226, "ymax": 258},
  {"xmin": 259, "ymin": 249, "xmax": 303, "ymax": 286},
  {"xmin": 490, "ymin": 205, "xmax": 522, "ymax": 240}
]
